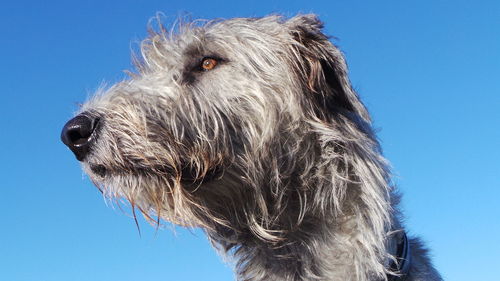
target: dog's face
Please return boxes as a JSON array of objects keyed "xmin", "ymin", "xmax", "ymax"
[{"xmin": 62, "ymin": 15, "xmax": 369, "ymax": 237}]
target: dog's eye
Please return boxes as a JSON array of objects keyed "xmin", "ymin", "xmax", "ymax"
[{"xmin": 201, "ymin": 57, "xmax": 218, "ymax": 71}]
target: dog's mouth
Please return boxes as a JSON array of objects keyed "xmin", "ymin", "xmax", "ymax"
[
  {"xmin": 90, "ymin": 164, "xmax": 107, "ymax": 177},
  {"xmin": 89, "ymin": 162, "xmax": 223, "ymax": 188}
]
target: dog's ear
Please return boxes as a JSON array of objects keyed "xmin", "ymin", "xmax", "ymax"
[{"xmin": 286, "ymin": 14, "xmax": 370, "ymax": 122}]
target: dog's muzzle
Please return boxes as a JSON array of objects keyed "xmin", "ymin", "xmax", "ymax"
[{"xmin": 61, "ymin": 113, "xmax": 100, "ymax": 161}]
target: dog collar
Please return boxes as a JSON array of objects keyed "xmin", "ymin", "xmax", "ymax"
[{"xmin": 386, "ymin": 231, "xmax": 411, "ymax": 281}]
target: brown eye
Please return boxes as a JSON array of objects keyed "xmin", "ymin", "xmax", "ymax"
[{"xmin": 201, "ymin": 57, "xmax": 218, "ymax": 71}]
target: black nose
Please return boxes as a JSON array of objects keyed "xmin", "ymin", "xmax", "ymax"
[{"xmin": 61, "ymin": 114, "xmax": 100, "ymax": 161}]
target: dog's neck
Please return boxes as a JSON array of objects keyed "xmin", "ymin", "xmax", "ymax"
[
  {"xmin": 204, "ymin": 119, "xmax": 396, "ymax": 280},
  {"xmin": 209, "ymin": 211, "xmax": 399, "ymax": 281}
]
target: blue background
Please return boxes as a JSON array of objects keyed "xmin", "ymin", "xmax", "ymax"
[{"xmin": 1, "ymin": 1, "xmax": 499, "ymax": 280}]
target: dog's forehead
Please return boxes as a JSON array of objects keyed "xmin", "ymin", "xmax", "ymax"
[
  {"xmin": 170, "ymin": 17, "xmax": 291, "ymax": 58},
  {"xmin": 133, "ymin": 16, "xmax": 296, "ymax": 79}
]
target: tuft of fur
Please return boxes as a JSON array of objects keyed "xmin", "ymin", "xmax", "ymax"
[{"xmin": 75, "ymin": 14, "xmax": 441, "ymax": 281}]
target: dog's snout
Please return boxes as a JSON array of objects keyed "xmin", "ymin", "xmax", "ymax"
[{"xmin": 61, "ymin": 113, "xmax": 100, "ymax": 161}]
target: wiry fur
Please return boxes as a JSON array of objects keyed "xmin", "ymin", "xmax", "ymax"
[{"xmin": 75, "ymin": 14, "xmax": 442, "ymax": 281}]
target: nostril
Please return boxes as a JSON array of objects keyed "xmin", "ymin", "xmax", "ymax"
[
  {"xmin": 68, "ymin": 130, "xmax": 88, "ymax": 145},
  {"xmin": 65, "ymin": 117, "xmax": 100, "ymax": 146},
  {"xmin": 61, "ymin": 114, "xmax": 101, "ymax": 161}
]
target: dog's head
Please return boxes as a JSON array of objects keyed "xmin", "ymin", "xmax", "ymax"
[{"xmin": 61, "ymin": 14, "xmax": 381, "ymax": 241}]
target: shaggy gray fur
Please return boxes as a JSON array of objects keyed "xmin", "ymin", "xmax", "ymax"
[{"xmin": 72, "ymin": 14, "xmax": 442, "ymax": 281}]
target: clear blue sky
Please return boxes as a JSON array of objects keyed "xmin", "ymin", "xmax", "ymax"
[{"xmin": 1, "ymin": 1, "xmax": 499, "ymax": 280}]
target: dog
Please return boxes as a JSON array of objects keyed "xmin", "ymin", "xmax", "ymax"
[{"xmin": 61, "ymin": 14, "xmax": 442, "ymax": 281}]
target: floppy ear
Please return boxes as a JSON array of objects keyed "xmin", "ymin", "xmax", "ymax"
[{"xmin": 286, "ymin": 14, "xmax": 370, "ymax": 122}]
